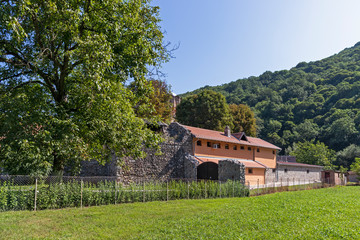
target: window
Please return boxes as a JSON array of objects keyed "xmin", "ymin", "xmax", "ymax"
[
  {"xmin": 197, "ymin": 140, "xmax": 202, "ymax": 146},
  {"xmin": 257, "ymin": 148, "xmax": 260, "ymax": 153},
  {"xmin": 240, "ymin": 146, "xmax": 244, "ymax": 150},
  {"xmin": 273, "ymin": 150, "xmax": 275, "ymax": 154},
  {"xmin": 284, "ymin": 169, "xmax": 288, "ymax": 173},
  {"xmin": 272, "ymin": 169, "xmax": 276, "ymax": 173},
  {"xmin": 207, "ymin": 142, "xmax": 211, "ymax": 147},
  {"xmin": 248, "ymin": 168, "xmax": 253, "ymax": 174},
  {"xmin": 225, "ymin": 144, "xmax": 229, "ymax": 149},
  {"xmin": 233, "ymin": 145, "xmax": 237, "ymax": 150},
  {"xmin": 213, "ymin": 143, "xmax": 221, "ymax": 149},
  {"xmin": 307, "ymin": 170, "xmax": 310, "ymax": 174},
  {"xmin": 248, "ymin": 147, "xmax": 251, "ymax": 151}
]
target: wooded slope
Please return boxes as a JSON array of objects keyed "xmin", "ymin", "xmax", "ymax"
[{"xmin": 181, "ymin": 42, "xmax": 360, "ymax": 156}]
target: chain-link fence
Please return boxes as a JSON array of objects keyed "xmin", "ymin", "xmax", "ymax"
[
  {"xmin": 0, "ymin": 175, "xmax": 341, "ymax": 212},
  {"xmin": 0, "ymin": 176, "xmax": 249, "ymax": 212}
]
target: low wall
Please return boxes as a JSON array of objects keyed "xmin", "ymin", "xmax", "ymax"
[
  {"xmin": 275, "ymin": 165, "xmax": 322, "ymax": 182},
  {"xmin": 265, "ymin": 168, "xmax": 277, "ymax": 184}
]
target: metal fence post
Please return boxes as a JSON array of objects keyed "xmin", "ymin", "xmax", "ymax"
[
  {"xmin": 272, "ymin": 180, "xmax": 274, "ymax": 191},
  {"xmin": 287, "ymin": 178, "xmax": 289, "ymax": 190},
  {"xmin": 204, "ymin": 181, "xmax": 207, "ymax": 199},
  {"xmin": 311, "ymin": 179, "xmax": 313, "ymax": 189},
  {"xmin": 257, "ymin": 179, "xmax": 259, "ymax": 195},
  {"xmin": 143, "ymin": 181, "xmax": 145, "ymax": 203},
  {"xmin": 293, "ymin": 178, "xmax": 295, "ymax": 189},
  {"xmin": 304, "ymin": 179, "xmax": 306, "ymax": 190},
  {"xmin": 219, "ymin": 181, "xmax": 222, "ymax": 198},
  {"xmin": 187, "ymin": 181, "xmax": 190, "ymax": 200},
  {"xmin": 232, "ymin": 180, "xmax": 235, "ymax": 197},
  {"xmin": 241, "ymin": 181, "xmax": 243, "ymax": 197},
  {"xmin": 166, "ymin": 181, "xmax": 169, "ymax": 201},
  {"xmin": 81, "ymin": 178, "xmax": 83, "ymax": 209},
  {"xmin": 34, "ymin": 178, "xmax": 38, "ymax": 211},
  {"xmin": 115, "ymin": 180, "xmax": 117, "ymax": 205}
]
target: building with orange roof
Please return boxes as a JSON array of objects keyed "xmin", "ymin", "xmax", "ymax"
[
  {"xmin": 77, "ymin": 122, "xmax": 323, "ymax": 186},
  {"xmin": 183, "ymin": 125, "xmax": 281, "ymax": 185}
]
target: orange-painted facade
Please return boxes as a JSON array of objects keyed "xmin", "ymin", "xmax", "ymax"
[
  {"xmin": 184, "ymin": 125, "xmax": 281, "ymax": 185},
  {"xmin": 245, "ymin": 168, "xmax": 265, "ymax": 185},
  {"xmin": 193, "ymin": 139, "xmax": 274, "ymax": 185},
  {"xmin": 193, "ymin": 139, "xmax": 277, "ymax": 168}
]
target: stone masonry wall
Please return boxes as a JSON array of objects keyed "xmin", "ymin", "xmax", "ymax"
[
  {"xmin": 265, "ymin": 168, "xmax": 277, "ymax": 184},
  {"xmin": 79, "ymin": 122, "xmax": 193, "ymax": 183},
  {"xmin": 270, "ymin": 165, "xmax": 322, "ymax": 183},
  {"xmin": 218, "ymin": 159, "xmax": 245, "ymax": 183},
  {"xmin": 184, "ymin": 153, "xmax": 198, "ymax": 179},
  {"xmin": 79, "ymin": 153, "xmax": 118, "ymax": 177}
]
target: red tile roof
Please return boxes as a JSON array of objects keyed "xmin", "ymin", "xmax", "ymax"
[
  {"xmin": 183, "ymin": 125, "xmax": 281, "ymax": 150},
  {"xmin": 195, "ymin": 156, "xmax": 266, "ymax": 168},
  {"xmin": 277, "ymin": 161, "xmax": 323, "ymax": 168}
]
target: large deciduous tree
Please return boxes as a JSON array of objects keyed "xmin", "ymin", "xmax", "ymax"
[
  {"xmin": 287, "ymin": 140, "xmax": 335, "ymax": 169},
  {"xmin": 350, "ymin": 157, "xmax": 360, "ymax": 180},
  {"xmin": 176, "ymin": 90, "xmax": 232, "ymax": 131},
  {"xmin": 133, "ymin": 80, "xmax": 173, "ymax": 123},
  {"xmin": 336, "ymin": 144, "xmax": 360, "ymax": 169},
  {"xmin": 228, "ymin": 104, "xmax": 257, "ymax": 136},
  {"xmin": 0, "ymin": 0, "xmax": 169, "ymax": 176}
]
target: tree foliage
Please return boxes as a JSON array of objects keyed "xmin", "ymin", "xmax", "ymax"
[
  {"xmin": 229, "ymin": 104, "xmax": 256, "ymax": 136},
  {"xmin": 336, "ymin": 144, "xmax": 360, "ymax": 169},
  {"xmin": 142, "ymin": 80, "xmax": 173, "ymax": 123},
  {"xmin": 176, "ymin": 90, "xmax": 232, "ymax": 131},
  {"xmin": 288, "ymin": 140, "xmax": 335, "ymax": 169},
  {"xmin": 350, "ymin": 157, "xmax": 360, "ymax": 180},
  {"xmin": 0, "ymin": 0, "xmax": 168, "ymax": 176}
]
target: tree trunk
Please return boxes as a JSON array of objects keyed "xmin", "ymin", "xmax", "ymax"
[{"xmin": 52, "ymin": 152, "xmax": 65, "ymax": 176}]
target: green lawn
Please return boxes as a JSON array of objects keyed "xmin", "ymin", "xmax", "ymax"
[{"xmin": 0, "ymin": 186, "xmax": 359, "ymax": 239}]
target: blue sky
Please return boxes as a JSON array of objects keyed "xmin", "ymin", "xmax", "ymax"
[{"xmin": 153, "ymin": 0, "xmax": 360, "ymax": 94}]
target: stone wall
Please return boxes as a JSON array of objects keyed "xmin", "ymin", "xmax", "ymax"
[
  {"xmin": 275, "ymin": 165, "xmax": 322, "ymax": 182},
  {"xmin": 79, "ymin": 122, "xmax": 194, "ymax": 183},
  {"xmin": 265, "ymin": 162, "xmax": 323, "ymax": 184},
  {"xmin": 265, "ymin": 168, "xmax": 277, "ymax": 184},
  {"xmin": 218, "ymin": 159, "xmax": 245, "ymax": 183},
  {"xmin": 184, "ymin": 153, "xmax": 198, "ymax": 179},
  {"xmin": 78, "ymin": 153, "xmax": 118, "ymax": 177}
]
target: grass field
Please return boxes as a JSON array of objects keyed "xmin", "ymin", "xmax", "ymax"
[{"xmin": 0, "ymin": 186, "xmax": 359, "ymax": 239}]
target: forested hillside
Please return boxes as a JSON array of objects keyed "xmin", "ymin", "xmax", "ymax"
[{"xmin": 181, "ymin": 42, "xmax": 360, "ymax": 165}]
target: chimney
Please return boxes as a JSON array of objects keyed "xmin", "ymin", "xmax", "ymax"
[{"xmin": 224, "ymin": 126, "xmax": 231, "ymax": 137}]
